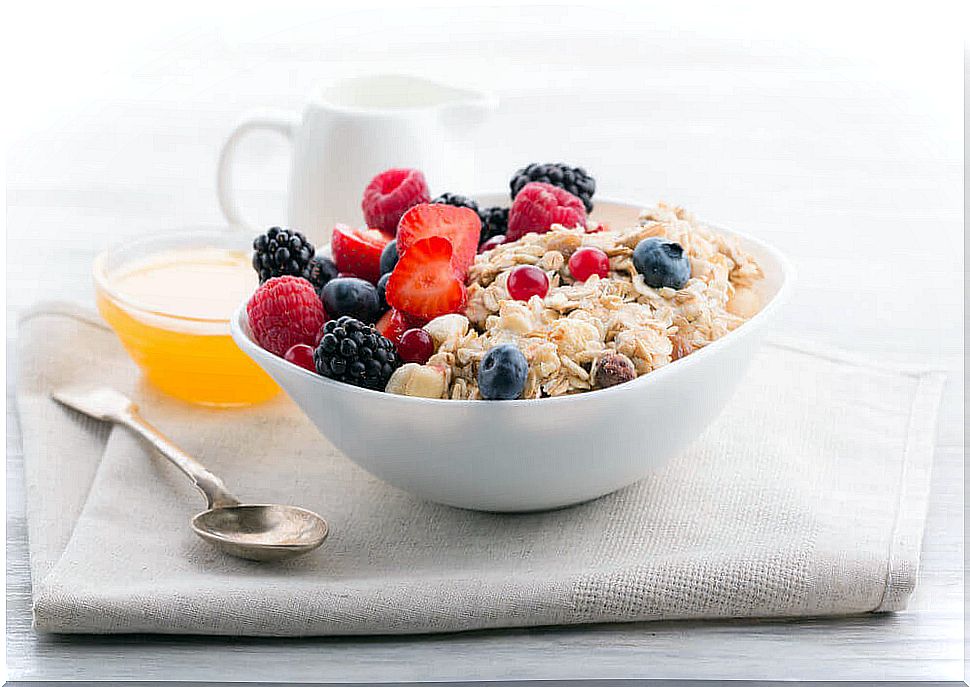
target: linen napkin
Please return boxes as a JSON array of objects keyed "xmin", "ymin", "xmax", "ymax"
[{"xmin": 16, "ymin": 303, "xmax": 945, "ymax": 636}]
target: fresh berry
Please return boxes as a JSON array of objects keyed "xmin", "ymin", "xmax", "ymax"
[
  {"xmin": 568, "ymin": 246, "xmax": 610, "ymax": 281},
  {"xmin": 386, "ymin": 236, "xmax": 467, "ymax": 320},
  {"xmin": 478, "ymin": 344, "xmax": 528, "ymax": 400},
  {"xmin": 506, "ymin": 265, "xmax": 549, "ymax": 301},
  {"xmin": 478, "ymin": 234, "xmax": 507, "ymax": 253},
  {"xmin": 302, "ymin": 255, "xmax": 338, "ymax": 290},
  {"xmin": 506, "ymin": 182, "xmax": 586, "ymax": 241},
  {"xmin": 321, "ymin": 277, "xmax": 381, "ymax": 323},
  {"xmin": 510, "ymin": 162, "xmax": 595, "ymax": 213},
  {"xmin": 284, "ymin": 344, "xmax": 317, "ymax": 373},
  {"xmin": 330, "ymin": 224, "xmax": 390, "ymax": 284},
  {"xmin": 362, "ymin": 168, "xmax": 431, "ymax": 236},
  {"xmin": 592, "ymin": 352, "xmax": 636, "ymax": 389},
  {"xmin": 632, "ymin": 237, "xmax": 691, "ymax": 289},
  {"xmin": 314, "ymin": 316, "xmax": 401, "ymax": 390},
  {"xmin": 379, "ymin": 239, "xmax": 398, "ymax": 276},
  {"xmin": 397, "ymin": 203, "xmax": 481, "ymax": 277},
  {"xmin": 252, "ymin": 227, "xmax": 315, "ymax": 283},
  {"xmin": 397, "ymin": 328, "xmax": 435, "ymax": 364},
  {"xmin": 376, "ymin": 272, "xmax": 391, "ymax": 311},
  {"xmin": 247, "ymin": 276, "xmax": 326, "ymax": 358},
  {"xmin": 375, "ymin": 308, "xmax": 424, "ymax": 346},
  {"xmin": 432, "ymin": 192, "xmax": 480, "ymax": 215},
  {"xmin": 479, "ymin": 206, "xmax": 509, "ymax": 243}
]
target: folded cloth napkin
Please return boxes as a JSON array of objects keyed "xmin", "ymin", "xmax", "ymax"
[{"xmin": 16, "ymin": 303, "xmax": 945, "ymax": 636}]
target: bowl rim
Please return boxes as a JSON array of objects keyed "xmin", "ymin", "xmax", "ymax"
[
  {"xmin": 231, "ymin": 195, "xmax": 795, "ymax": 406},
  {"xmin": 93, "ymin": 226, "xmax": 253, "ymax": 324}
]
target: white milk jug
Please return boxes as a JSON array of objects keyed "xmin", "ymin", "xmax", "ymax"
[{"xmin": 217, "ymin": 75, "xmax": 497, "ymax": 244}]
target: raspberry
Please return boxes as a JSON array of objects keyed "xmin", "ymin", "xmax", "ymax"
[
  {"xmin": 506, "ymin": 182, "xmax": 586, "ymax": 241},
  {"xmin": 362, "ymin": 168, "xmax": 431, "ymax": 236},
  {"xmin": 246, "ymin": 276, "xmax": 326, "ymax": 358}
]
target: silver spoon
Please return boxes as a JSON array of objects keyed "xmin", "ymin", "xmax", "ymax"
[{"xmin": 51, "ymin": 386, "xmax": 328, "ymax": 562}]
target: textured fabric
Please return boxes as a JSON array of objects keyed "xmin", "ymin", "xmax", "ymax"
[{"xmin": 16, "ymin": 303, "xmax": 945, "ymax": 636}]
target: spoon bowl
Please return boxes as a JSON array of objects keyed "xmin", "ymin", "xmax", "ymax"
[
  {"xmin": 51, "ymin": 385, "xmax": 329, "ymax": 562},
  {"xmin": 192, "ymin": 504, "xmax": 329, "ymax": 562}
]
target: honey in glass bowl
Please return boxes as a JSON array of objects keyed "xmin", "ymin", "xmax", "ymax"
[{"xmin": 94, "ymin": 229, "xmax": 279, "ymax": 407}]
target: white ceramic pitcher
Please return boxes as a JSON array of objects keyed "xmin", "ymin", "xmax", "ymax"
[{"xmin": 217, "ymin": 75, "xmax": 497, "ymax": 244}]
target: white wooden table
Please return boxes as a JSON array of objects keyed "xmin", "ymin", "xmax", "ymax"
[{"xmin": 5, "ymin": 7, "xmax": 964, "ymax": 682}]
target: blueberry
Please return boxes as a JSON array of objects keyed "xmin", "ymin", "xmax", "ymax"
[
  {"xmin": 321, "ymin": 277, "xmax": 381, "ymax": 323},
  {"xmin": 376, "ymin": 273, "xmax": 391, "ymax": 311},
  {"xmin": 379, "ymin": 239, "xmax": 398, "ymax": 276},
  {"xmin": 478, "ymin": 344, "xmax": 528, "ymax": 400},
  {"xmin": 632, "ymin": 238, "xmax": 691, "ymax": 289}
]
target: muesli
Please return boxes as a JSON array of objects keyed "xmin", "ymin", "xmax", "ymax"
[{"xmin": 244, "ymin": 163, "xmax": 763, "ymax": 400}]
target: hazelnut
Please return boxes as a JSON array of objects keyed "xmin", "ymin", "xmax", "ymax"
[{"xmin": 592, "ymin": 352, "xmax": 636, "ymax": 389}]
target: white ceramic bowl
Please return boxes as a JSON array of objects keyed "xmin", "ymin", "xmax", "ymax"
[{"xmin": 231, "ymin": 196, "xmax": 793, "ymax": 512}]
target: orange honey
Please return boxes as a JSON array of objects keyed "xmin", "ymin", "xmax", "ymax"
[{"xmin": 95, "ymin": 234, "xmax": 279, "ymax": 407}]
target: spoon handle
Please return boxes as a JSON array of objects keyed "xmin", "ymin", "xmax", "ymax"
[{"xmin": 119, "ymin": 409, "xmax": 240, "ymax": 509}]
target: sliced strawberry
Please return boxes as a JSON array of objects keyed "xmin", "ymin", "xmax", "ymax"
[
  {"xmin": 330, "ymin": 224, "xmax": 390, "ymax": 284},
  {"xmin": 396, "ymin": 204, "xmax": 481, "ymax": 277},
  {"xmin": 375, "ymin": 308, "xmax": 426, "ymax": 346},
  {"xmin": 386, "ymin": 236, "xmax": 467, "ymax": 320}
]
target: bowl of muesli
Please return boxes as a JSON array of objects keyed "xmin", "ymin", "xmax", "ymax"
[{"xmin": 232, "ymin": 167, "xmax": 792, "ymax": 511}]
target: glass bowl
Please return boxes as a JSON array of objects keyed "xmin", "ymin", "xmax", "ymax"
[{"xmin": 93, "ymin": 228, "xmax": 279, "ymax": 407}]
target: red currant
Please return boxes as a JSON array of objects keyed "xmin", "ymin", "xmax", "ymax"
[
  {"xmin": 506, "ymin": 265, "xmax": 549, "ymax": 301},
  {"xmin": 397, "ymin": 328, "xmax": 435, "ymax": 364},
  {"xmin": 568, "ymin": 246, "xmax": 610, "ymax": 281},
  {"xmin": 284, "ymin": 344, "xmax": 317, "ymax": 372},
  {"xmin": 478, "ymin": 235, "xmax": 507, "ymax": 253}
]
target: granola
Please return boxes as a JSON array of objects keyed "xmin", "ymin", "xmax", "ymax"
[{"xmin": 410, "ymin": 202, "xmax": 763, "ymax": 400}]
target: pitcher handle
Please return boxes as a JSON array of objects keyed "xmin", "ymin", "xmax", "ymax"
[{"xmin": 217, "ymin": 110, "xmax": 300, "ymax": 231}]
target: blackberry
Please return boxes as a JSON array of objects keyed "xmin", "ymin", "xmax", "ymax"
[
  {"xmin": 313, "ymin": 316, "xmax": 401, "ymax": 390},
  {"xmin": 510, "ymin": 163, "xmax": 596, "ymax": 213},
  {"xmin": 303, "ymin": 255, "xmax": 338, "ymax": 290},
  {"xmin": 479, "ymin": 206, "xmax": 509, "ymax": 243},
  {"xmin": 432, "ymin": 192, "xmax": 480, "ymax": 214},
  {"xmin": 252, "ymin": 227, "xmax": 315, "ymax": 283}
]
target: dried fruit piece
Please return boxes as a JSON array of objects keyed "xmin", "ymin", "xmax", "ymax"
[{"xmin": 591, "ymin": 351, "xmax": 636, "ymax": 389}]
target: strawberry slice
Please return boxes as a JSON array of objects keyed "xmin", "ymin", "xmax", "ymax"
[
  {"xmin": 375, "ymin": 308, "xmax": 426, "ymax": 346},
  {"xmin": 330, "ymin": 224, "xmax": 390, "ymax": 284},
  {"xmin": 396, "ymin": 204, "xmax": 481, "ymax": 277},
  {"xmin": 386, "ymin": 236, "xmax": 467, "ymax": 320}
]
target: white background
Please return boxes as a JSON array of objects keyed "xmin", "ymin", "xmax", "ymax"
[{"xmin": 5, "ymin": 0, "xmax": 965, "ymax": 358}]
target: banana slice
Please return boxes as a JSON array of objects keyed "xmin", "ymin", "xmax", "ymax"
[
  {"xmin": 385, "ymin": 363, "xmax": 448, "ymax": 398},
  {"xmin": 423, "ymin": 314, "xmax": 470, "ymax": 347}
]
